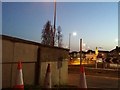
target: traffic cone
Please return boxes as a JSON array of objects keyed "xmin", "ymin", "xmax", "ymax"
[
  {"xmin": 79, "ymin": 65, "xmax": 87, "ymax": 88},
  {"xmin": 44, "ymin": 63, "xmax": 52, "ymax": 88},
  {"xmin": 14, "ymin": 61, "xmax": 24, "ymax": 90}
]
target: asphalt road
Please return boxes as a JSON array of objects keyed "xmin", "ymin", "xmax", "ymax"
[{"xmin": 68, "ymin": 65, "xmax": 120, "ymax": 89}]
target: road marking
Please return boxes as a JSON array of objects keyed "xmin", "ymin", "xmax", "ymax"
[
  {"xmin": 86, "ymin": 75, "xmax": 120, "ymax": 79},
  {"xmin": 85, "ymin": 67, "xmax": 119, "ymax": 71}
]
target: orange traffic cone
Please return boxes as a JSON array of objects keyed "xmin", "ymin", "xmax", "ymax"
[
  {"xmin": 14, "ymin": 61, "xmax": 24, "ymax": 90},
  {"xmin": 79, "ymin": 65, "xmax": 87, "ymax": 88},
  {"xmin": 44, "ymin": 63, "xmax": 52, "ymax": 88}
]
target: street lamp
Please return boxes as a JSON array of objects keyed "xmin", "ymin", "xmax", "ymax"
[
  {"xmin": 52, "ymin": 0, "xmax": 56, "ymax": 46},
  {"xmin": 69, "ymin": 32, "xmax": 77, "ymax": 51},
  {"xmin": 73, "ymin": 32, "xmax": 77, "ymax": 36}
]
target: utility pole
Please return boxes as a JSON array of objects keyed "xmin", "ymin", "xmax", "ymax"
[
  {"xmin": 80, "ymin": 39, "xmax": 82, "ymax": 66},
  {"xmin": 52, "ymin": 0, "xmax": 56, "ymax": 46},
  {"xmin": 69, "ymin": 33, "xmax": 71, "ymax": 50}
]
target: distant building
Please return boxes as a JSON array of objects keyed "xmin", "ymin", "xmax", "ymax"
[
  {"xmin": 69, "ymin": 46, "xmax": 120, "ymax": 64},
  {"xmin": 85, "ymin": 50, "xmax": 95, "ymax": 60},
  {"xmin": 97, "ymin": 50, "xmax": 109, "ymax": 58},
  {"xmin": 69, "ymin": 49, "xmax": 109, "ymax": 61},
  {"xmin": 69, "ymin": 51, "xmax": 78, "ymax": 59},
  {"xmin": 69, "ymin": 51, "xmax": 86, "ymax": 60},
  {"xmin": 109, "ymin": 46, "xmax": 120, "ymax": 58}
]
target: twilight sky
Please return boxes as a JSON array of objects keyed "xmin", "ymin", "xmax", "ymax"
[{"xmin": 2, "ymin": 2, "xmax": 118, "ymax": 51}]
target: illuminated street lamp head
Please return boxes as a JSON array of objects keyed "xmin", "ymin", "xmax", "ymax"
[
  {"xmin": 83, "ymin": 43, "xmax": 86, "ymax": 46},
  {"xmin": 73, "ymin": 32, "xmax": 77, "ymax": 36},
  {"xmin": 115, "ymin": 38, "xmax": 118, "ymax": 42}
]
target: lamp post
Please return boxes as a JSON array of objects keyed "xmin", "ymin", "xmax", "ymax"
[
  {"xmin": 69, "ymin": 33, "xmax": 71, "ymax": 50},
  {"xmin": 52, "ymin": 0, "xmax": 56, "ymax": 46},
  {"xmin": 80, "ymin": 39, "xmax": 82, "ymax": 66},
  {"xmin": 69, "ymin": 32, "xmax": 77, "ymax": 51}
]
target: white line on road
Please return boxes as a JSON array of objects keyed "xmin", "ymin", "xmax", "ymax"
[
  {"xmin": 85, "ymin": 67, "xmax": 119, "ymax": 71},
  {"xmin": 86, "ymin": 75, "xmax": 120, "ymax": 79}
]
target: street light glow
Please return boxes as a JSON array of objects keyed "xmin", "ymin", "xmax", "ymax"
[
  {"xmin": 73, "ymin": 32, "xmax": 77, "ymax": 36},
  {"xmin": 69, "ymin": 32, "xmax": 77, "ymax": 50},
  {"xmin": 115, "ymin": 38, "xmax": 118, "ymax": 42},
  {"xmin": 83, "ymin": 43, "xmax": 86, "ymax": 46}
]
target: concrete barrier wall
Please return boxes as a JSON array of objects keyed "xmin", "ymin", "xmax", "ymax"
[
  {"xmin": 1, "ymin": 35, "xmax": 69, "ymax": 88},
  {"xmin": 14, "ymin": 42, "xmax": 38, "ymax": 62},
  {"xmin": 39, "ymin": 45, "xmax": 68, "ymax": 86},
  {"xmin": 2, "ymin": 39, "xmax": 38, "ymax": 88},
  {"xmin": 40, "ymin": 60, "xmax": 68, "ymax": 86}
]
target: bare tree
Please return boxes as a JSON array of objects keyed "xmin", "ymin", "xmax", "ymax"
[
  {"xmin": 41, "ymin": 21, "xmax": 63, "ymax": 47},
  {"xmin": 41, "ymin": 21, "xmax": 53, "ymax": 46},
  {"xmin": 57, "ymin": 26, "xmax": 63, "ymax": 47}
]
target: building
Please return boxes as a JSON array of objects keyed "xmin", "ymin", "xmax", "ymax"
[
  {"xmin": 69, "ymin": 51, "xmax": 86, "ymax": 60},
  {"xmin": 107, "ymin": 46, "xmax": 120, "ymax": 63},
  {"xmin": 109, "ymin": 46, "xmax": 120, "ymax": 58},
  {"xmin": 69, "ymin": 49, "xmax": 109, "ymax": 61}
]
